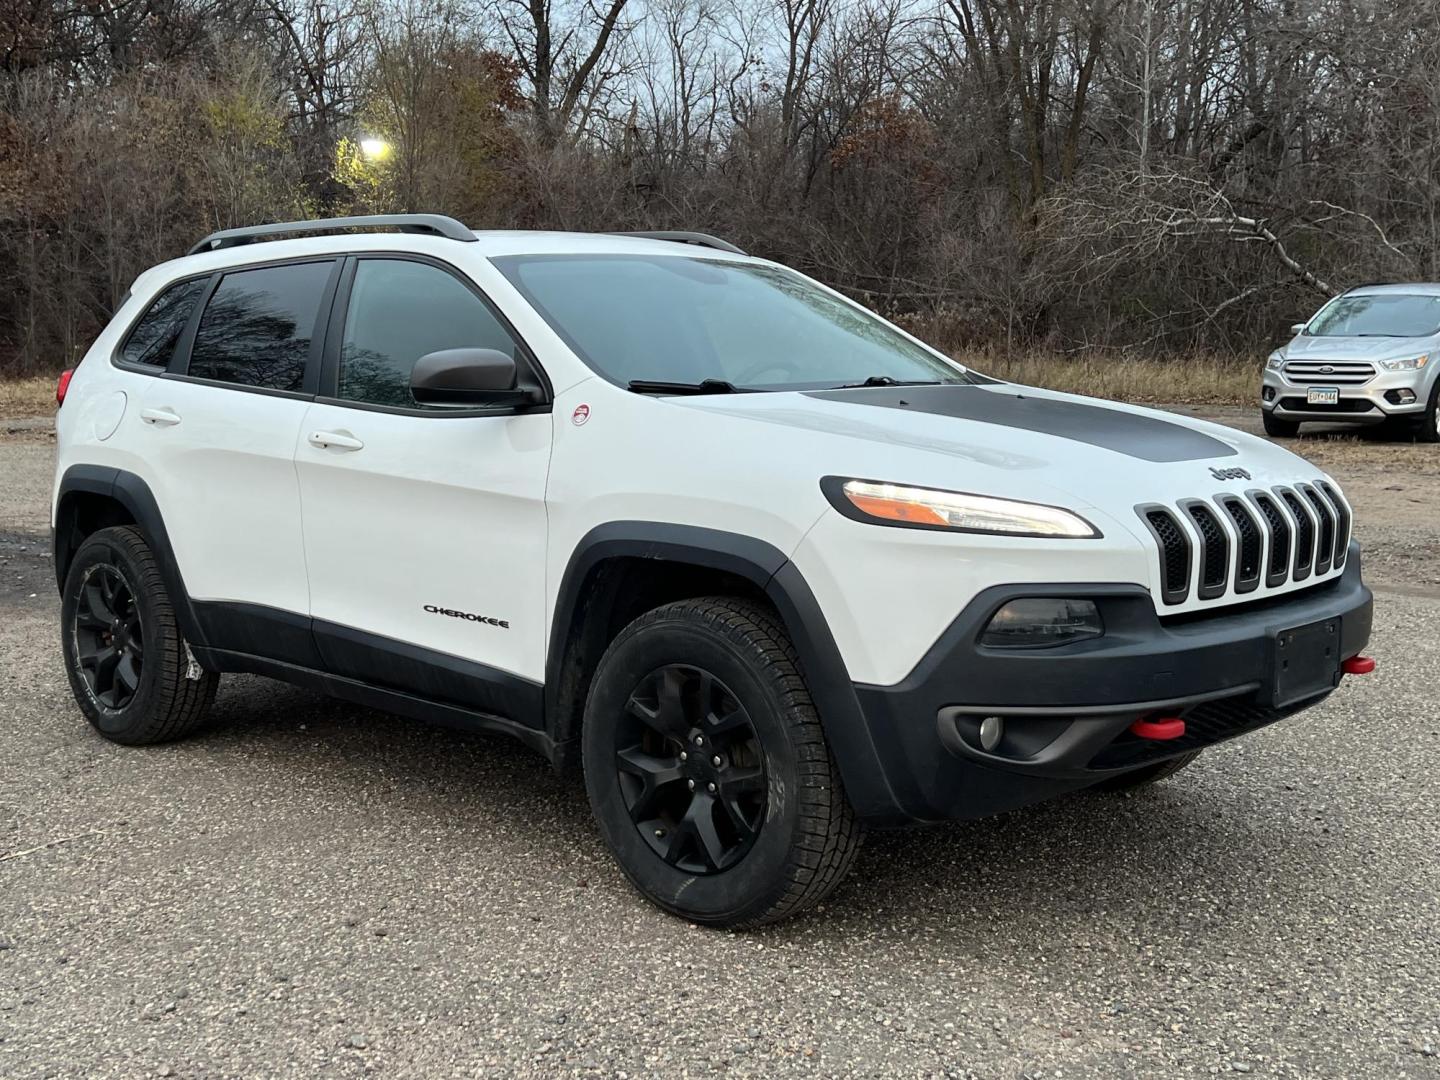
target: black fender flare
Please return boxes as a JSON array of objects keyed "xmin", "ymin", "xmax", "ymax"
[
  {"xmin": 545, "ymin": 521, "xmax": 903, "ymax": 819},
  {"xmin": 53, "ymin": 465, "xmax": 208, "ymax": 648}
]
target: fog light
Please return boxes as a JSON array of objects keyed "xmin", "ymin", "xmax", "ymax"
[
  {"xmin": 1262, "ymin": 385, "xmax": 1276, "ymax": 402},
  {"xmin": 1385, "ymin": 388, "xmax": 1417, "ymax": 405},
  {"xmin": 980, "ymin": 598, "xmax": 1103, "ymax": 649},
  {"xmin": 979, "ymin": 715, "xmax": 1004, "ymax": 751}
]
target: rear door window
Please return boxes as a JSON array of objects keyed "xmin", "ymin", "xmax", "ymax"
[
  {"xmin": 187, "ymin": 261, "xmax": 334, "ymax": 392},
  {"xmin": 120, "ymin": 278, "xmax": 208, "ymax": 368}
]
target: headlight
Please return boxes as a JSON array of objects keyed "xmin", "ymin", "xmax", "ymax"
[
  {"xmin": 980, "ymin": 598, "xmax": 1104, "ymax": 649},
  {"xmin": 1265, "ymin": 352, "xmax": 1285, "ymax": 371},
  {"xmin": 1378, "ymin": 355, "xmax": 1429, "ymax": 371},
  {"xmin": 825, "ymin": 478, "xmax": 1099, "ymax": 538}
]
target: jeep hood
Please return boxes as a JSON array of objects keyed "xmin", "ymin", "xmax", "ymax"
[{"xmin": 668, "ymin": 383, "xmax": 1327, "ymax": 531}]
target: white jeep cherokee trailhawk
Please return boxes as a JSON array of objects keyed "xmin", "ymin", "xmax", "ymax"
[{"xmin": 52, "ymin": 215, "xmax": 1375, "ymax": 926}]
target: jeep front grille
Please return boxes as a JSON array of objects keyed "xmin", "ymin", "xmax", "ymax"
[
  {"xmin": 1281, "ymin": 359, "xmax": 1375, "ymax": 386},
  {"xmin": 1218, "ymin": 496, "xmax": 1262, "ymax": 593},
  {"xmin": 1252, "ymin": 492, "xmax": 1291, "ymax": 587},
  {"xmin": 1184, "ymin": 501, "xmax": 1229, "ymax": 599},
  {"xmin": 1135, "ymin": 482, "xmax": 1350, "ymax": 607},
  {"xmin": 1279, "ymin": 488, "xmax": 1315, "ymax": 581}
]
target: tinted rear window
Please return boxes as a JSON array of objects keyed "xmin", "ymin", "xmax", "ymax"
[
  {"xmin": 120, "ymin": 278, "xmax": 207, "ymax": 367},
  {"xmin": 187, "ymin": 262, "xmax": 333, "ymax": 392}
]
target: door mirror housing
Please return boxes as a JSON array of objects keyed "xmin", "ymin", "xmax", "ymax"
[
  {"xmin": 410, "ymin": 348, "xmax": 532, "ymax": 407},
  {"xmin": 1289, "ymin": 322, "xmax": 1307, "ymax": 336}
]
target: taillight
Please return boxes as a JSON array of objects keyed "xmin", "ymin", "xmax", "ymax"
[{"xmin": 56, "ymin": 368, "xmax": 74, "ymax": 407}]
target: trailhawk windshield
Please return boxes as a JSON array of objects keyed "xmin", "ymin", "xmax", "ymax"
[
  {"xmin": 1305, "ymin": 293, "xmax": 1440, "ymax": 337},
  {"xmin": 493, "ymin": 254, "xmax": 978, "ymax": 390}
]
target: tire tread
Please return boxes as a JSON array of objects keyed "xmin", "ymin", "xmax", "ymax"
[
  {"xmin": 64, "ymin": 526, "xmax": 217, "ymax": 745},
  {"xmin": 598, "ymin": 595, "xmax": 862, "ymax": 928}
]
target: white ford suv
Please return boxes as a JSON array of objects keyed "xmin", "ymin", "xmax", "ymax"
[{"xmin": 52, "ymin": 215, "xmax": 1375, "ymax": 926}]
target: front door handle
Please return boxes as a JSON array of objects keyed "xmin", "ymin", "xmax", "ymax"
[
  {"xmin": 140, "ymin": 407, "xmax": 181, "ymax": 427},
  {"xmin": 309, "ymin": 430, "xmax": 364, "ymax": 452}
]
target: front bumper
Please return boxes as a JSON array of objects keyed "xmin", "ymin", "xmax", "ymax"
[
  {"xmin": 1261, "ymin": 367, "xmax": 1428, "ymax": 424},
  {"xmin": 843, "ymin": 547, "xmax": 1373, "ymax": 824}
]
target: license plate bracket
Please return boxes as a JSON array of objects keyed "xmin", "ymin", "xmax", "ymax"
[
  {"xmin": 1270, "ymin": 618, "xmax": 1342, "ymax": 707},
  {"xmin": 1306, "ymin": 386, "xmax": 1340, "ymax": 405}
]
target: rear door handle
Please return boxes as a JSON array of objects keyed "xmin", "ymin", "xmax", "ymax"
[
  {"xmin": 140, "ymin": 407, "xmax": 181, "ymax": 427},
  {"xmin": 309, "ymin": 430, "xmax": 364, "ymax": 452}
]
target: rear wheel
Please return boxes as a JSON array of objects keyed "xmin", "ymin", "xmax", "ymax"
[
  {"xmin": 1262, "ymin": 411, "xmax": 1300, "ymax": 438},
  {"xmin": 61, "ymin": 526, "xmax": 218, "ymax": 745},
  {"xmin": 582, "ymin": 597, "xmax": 861, "ymax": 927},
  {"xmin": 1093, "ymin": 750, "xmax": 1201, "ymax": 792}
]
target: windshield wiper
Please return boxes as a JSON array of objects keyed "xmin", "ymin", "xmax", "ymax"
[
  {"xmin": 627, "ymin": 378, "xmax": 745, "ymax": 395},
  {"xmin": 830, "ymin": 375, "xmax": 945, "ymax": 389}
]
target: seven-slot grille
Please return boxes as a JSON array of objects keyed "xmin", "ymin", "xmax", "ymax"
[
  {"xmin": 1136, "ymin": 482, "xmax": 1351, "ymax": 607},
  {"xmin": 1281, "ymin": 359, "xmax": 1375, "ymax": 386}
]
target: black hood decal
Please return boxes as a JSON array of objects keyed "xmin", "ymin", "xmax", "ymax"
[{"xmin": 805, "ymin": 385, "xmax": 1236, "ymax": 462}]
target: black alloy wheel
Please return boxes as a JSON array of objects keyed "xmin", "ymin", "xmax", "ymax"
[
  {"xmin": 60, "ymin": 525, "xmax": 218, "ymax": 745},
  {"xmin": 615, "ymin": 664, "xmax": 767, "ymax": 874},
  {"xmin": 582, "ymin": 597, "xmax": 861, "ymax": 927},
  {"xmin": 72, "ymin": 563, "xmax": 144, "ymax": 710}
]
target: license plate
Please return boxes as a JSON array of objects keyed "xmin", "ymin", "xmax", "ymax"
[
  {"xmin": 1271, "ymin": 618, "xmax": 1342, "ymax": 707},
  {"xmin": 1306, "ymin": 387, "xmax": 1340, "ymax": 405}
]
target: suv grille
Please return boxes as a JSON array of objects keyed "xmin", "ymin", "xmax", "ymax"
[
  {"xmin": 1300, "ymin": 485, "xmax": 1335, "ymax": 575},
  {"xmin": 1281, "ymin": 359, "xmax": 1375, "ymax": 386},
  {"xmin": 1185, "ymin": 502, "xmax": 1229, "ymax": 599},
  {"xmin": 1252, "ymin": 492, "xmax": 1291, "ymax": 586},
  {"xmin": 1140, "ymin": 507, "xmax": 1192, "ymax": 605},
  {"xmin": 1218, "ymin": 497, "xmax": 1262, "ymax": 593},
  {"xmin": 1135, "ymin": 482, "xmax": 1349, "ymax": 607},
  {"xmin": 1280, "ymin": 489, "xmax": 1315, "ymax": 581},
  {"xmin": 1316, "ymin": 481, "xmax": 1350, "ymax": 569}
]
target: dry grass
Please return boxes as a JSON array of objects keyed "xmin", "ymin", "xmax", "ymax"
[
  {"xmin": 0, "ymin": 375, "xmax": 58, "ymax": 418},
  {"xmin": 952, "ymin": 349, "xmax": 1255, "ymax": 406},
  {"xmin": 0, "ymin": 348, "xmax": 1256, "ymax": 418}
]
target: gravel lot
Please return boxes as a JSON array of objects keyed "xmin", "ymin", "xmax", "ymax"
[{"xmin": 1, "ymin": 416, "xmax": 1438, "ymax": 1079}]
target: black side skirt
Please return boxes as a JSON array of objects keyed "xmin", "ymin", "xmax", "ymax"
[
  {"xmin": 190, "ymin": 600, "xmax": 551, "ymax": 760},
  {"xmin": 193, "ymin": 647, "xmax": 556, "ymax": 760}
]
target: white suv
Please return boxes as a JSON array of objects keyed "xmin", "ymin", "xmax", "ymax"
[{"xmin": 52, "ymin": 215, "xmax": 1375, "ymax": 926}]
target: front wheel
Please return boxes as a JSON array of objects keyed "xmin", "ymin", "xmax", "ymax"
[
  {"xmin": 1413, "ymin": 379, "xmax": 1440, "ymax": 443},
  {"xmin": 582, "ymin": 597, "xmax": 861, "ymax": 927},
  {"xmin": 1262, "ymin": 411, "xmax": 1300, "ymax": 438},
  {"xmin": 60, "ymin": 526, "xmax": 218, "ymax": 745}
]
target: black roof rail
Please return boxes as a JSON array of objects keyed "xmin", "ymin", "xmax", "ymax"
[
  {"xmin": 187, "ymin": 214, "xmax": 476, "ymax": 256},
  {"xmin": 614, "ymin": 231, "xmax": 746, "ymax": 256}
]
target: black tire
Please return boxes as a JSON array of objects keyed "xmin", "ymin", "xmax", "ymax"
[
  {"xmin": 1262, "ymin": 411, "xmax": 1300, "ymax": 438},
  {"xmin": 60, "ymin": 525, "xmax": 218, "ymax": 745},
  {"xmin": 1413, "ymin": 379, "xmax": 1440, "ymax": 443},
  {"xmin": 1093, "ymin": 750, "xmax": 1201, "ymax": 792},
  {"xmin": 582, "ymin": 597, "xmax": 861, "ymax": 928}
]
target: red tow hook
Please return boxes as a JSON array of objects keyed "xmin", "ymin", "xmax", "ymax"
[
  {"xmin": 1129, "ymin": 715, "xmax": 1186, "ymax": 740},
  {"xmin": 1342, "ymin": 655, "xmax": 1376, "ymax": 676}
]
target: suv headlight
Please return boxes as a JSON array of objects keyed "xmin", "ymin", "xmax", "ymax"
[
  {"xmin": 980, "ymin": 598, "xmax": 1104, "ymax": 648},
  {"xmin": 825, "ymin": 478, "xmax": 1099, "ymax": 538},
  {"xmin": 1265, "ymin": 352, "xmax": 1285, "ymax": 371},
  {"xmin": 1378, "ymin": 355, "xmax": 1429, "ymax": 371}
]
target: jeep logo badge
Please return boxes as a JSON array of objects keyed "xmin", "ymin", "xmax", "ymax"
[{"xmin": 1209, "ymin": 466, "xmax": 1251, "ymax": 481}]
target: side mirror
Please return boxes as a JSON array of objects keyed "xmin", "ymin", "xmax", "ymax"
[
  {"xmin": 410, "ymin": 348, "xmax": 531, "ymax": 407},
  {"xmin": 1289, "ymin": 323, "xmax": 1306, "ymax": 336}
]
